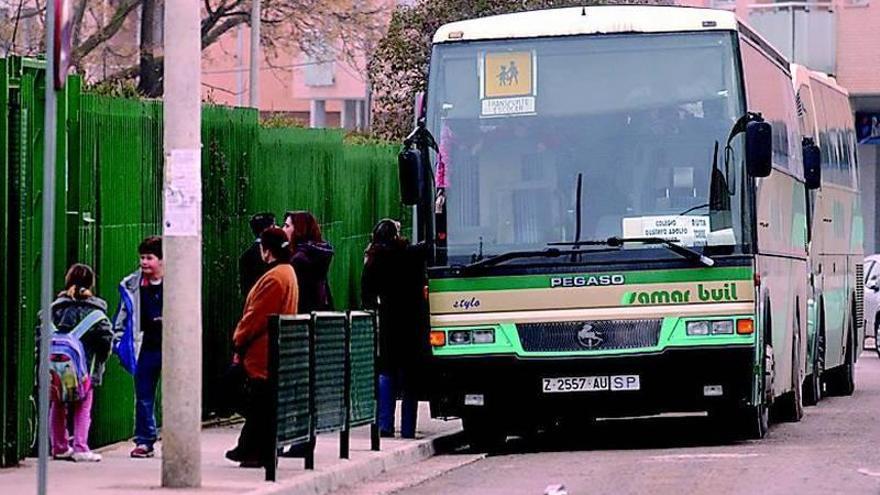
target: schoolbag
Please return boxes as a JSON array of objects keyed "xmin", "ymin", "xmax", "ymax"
[{"xmin": 48, "ymin": 310, "xmax": 108, "ymax": 403}]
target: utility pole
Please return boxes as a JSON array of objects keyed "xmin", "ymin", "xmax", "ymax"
[
  {"xmin": 37, "ymin": 0, "xmax": 58, "ymax": 492},
  {"xmin": 236, "ymin": 25, "xmax": 245, "ymax": 107},
  {"xmin": 249, "ymin": 0, "xmax": 261, "ymax": 108},
  {"xmin": 162, "ymin": 0, "xmax": 202, "ymax": 488}
]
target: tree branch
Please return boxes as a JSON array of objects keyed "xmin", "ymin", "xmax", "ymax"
[
  {"xmin": 201, "ymin": 0, "xmax": 244, "ymax": 38},
  {"xmin": 72, "ymin": 0, "xmax": 142, "ymax": 65},
  {"xmin": 202, "ymin": 15, "xmax": 248, "ymax": 49},
  {"xmin": 70, "ymin": 0, "xmax": 89, "ymax": 64}
]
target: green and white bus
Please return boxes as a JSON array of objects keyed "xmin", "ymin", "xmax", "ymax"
[
  {"xmin": 792, "ymin": 64, "xmax": 864, "ymax": 405},
  {"xmin": 398, "ymin": 6, "xmax": 826, "ymax": 442}
]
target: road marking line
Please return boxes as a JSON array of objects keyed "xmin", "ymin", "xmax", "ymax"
[{"xmin": 649, "ymin": 453, "xmax": 764, "ymax": 461}]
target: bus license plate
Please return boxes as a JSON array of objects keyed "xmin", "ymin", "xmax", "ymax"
[{"xmin": 542, "ymin": 375, "xmax": 640, "ymax": 393}]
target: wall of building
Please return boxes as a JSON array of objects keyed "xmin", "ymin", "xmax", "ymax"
[{"xmin": 836, "ymin": 0, "xmax": 880, "ymax": 96}]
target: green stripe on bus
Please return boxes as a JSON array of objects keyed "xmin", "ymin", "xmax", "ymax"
[{"xmin": 429, "ymin": 266, "xmax": 752, "ymax": 292}]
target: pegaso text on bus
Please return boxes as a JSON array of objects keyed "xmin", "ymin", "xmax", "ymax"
[{"xmin": 550, "ymin": 274, "xmax": 626, "ymax": 288}]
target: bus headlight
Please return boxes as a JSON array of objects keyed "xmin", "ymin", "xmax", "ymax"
[
  {"xmin": 686, "ymin": 321, "xmax": 710, "ymax": 336},
  {"xmin": 473, "ymin": 329, "xmax": 495, "ymax": 344},
  {"xmin": 449, "ymin": 330, "xmax": 472, "ymax": 345},
  {"xmin": 711, "ymin": 320, "xmax": 734, "ymax": 335}
]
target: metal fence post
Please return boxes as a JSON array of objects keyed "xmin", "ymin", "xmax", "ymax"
[
  {"xmin": 340, "ymin": 311, "xmax": 352, "ymax": 459},
  {"xmin": 265, "ymin": 315, "xmax": 280, "ymax": 482},
  {"xmin": 371, "ymin": 311, "xmax": 381, "ymax": 452},
  {"xmin": 305, "ymin": 312, "xmax": 317, "ymax": 470}
]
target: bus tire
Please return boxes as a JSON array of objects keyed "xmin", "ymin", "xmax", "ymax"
[
  {"xmin": 721, "ymin": 338, "xmax": 771, "ymax": 439},
  {"xmin": 721, "ymin": 402, "xmax": 768, "ymax": 440},
  {"xmin": 462, "ymin": 413, "xmax": 506, "ymax": 453},
  {"xmin": 826, "ymin": 321, "xmax": 856, "ymax": 396},
  {"xmin": 874, "ymin": 316, "xmax": 880, "ymax": 359},
  {"xmin": 803, "ymin": 330, "xmax": 822, "ymax": 406},
  {"xmin": 774, "ymin": 330, "xmax": 804, "ymax": 422}
]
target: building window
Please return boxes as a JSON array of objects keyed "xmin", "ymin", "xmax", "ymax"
[
  {"xmin": 711, "ymin": 0, "xmax": 736, "ymax": 11},
  {"xmin": 303, "ymin": 40, "xmax": 335, "ymax": 87}
]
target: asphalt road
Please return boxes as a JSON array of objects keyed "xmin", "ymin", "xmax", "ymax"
[{"xmin": 357, "ymin": 351, "xmax": 880, "ymax": 495}]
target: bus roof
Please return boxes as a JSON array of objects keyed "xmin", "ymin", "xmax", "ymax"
[
  {"xmin": 792, "ymin": 63, "xmax": 850, "ymax": 97},
  {"xmin": 433, "ymin": 6, "xmax": 740, "ymax": 44}
]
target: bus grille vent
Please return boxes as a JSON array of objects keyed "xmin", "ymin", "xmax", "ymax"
[
  {"xmin": 516, "ymin": 319, "xmax": 661, "ymax": 352},
  {"xmin": 856, "ymin": 263, "xmax": 865, "ymax": 330}
]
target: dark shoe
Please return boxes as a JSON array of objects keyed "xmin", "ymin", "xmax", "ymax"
[
  {"xmin": 225, "ymin": 447, "xmax": 244, "ymax": 463},
  {"xmin": 239, "ymin": 459, "xmax": 265, "ymax": 468},
  {"xmin": 401, "ymin": 432, "xmax": 416, "ymax": 439},
  {"xmin": 379, "ymin": 430, "xmax": 395, "ymax": 438},
  {"xmin": 130, "ymin": 445, "xmax": 155, "ymax": 458},
  {"xmin": 279, "ymin": 444, "xmax": 307, "ymax": 458}
]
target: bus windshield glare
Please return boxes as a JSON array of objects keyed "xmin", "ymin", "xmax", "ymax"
[{"xmin": 427, "ymin": 32, "xmax": 748, "ymax": 263}]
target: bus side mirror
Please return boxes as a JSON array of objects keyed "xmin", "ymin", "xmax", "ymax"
[
  {"xmin": 745, "ymin": 120, "xmax": 772, "ymax": 178},
  {"xmin": 803, "ymin": 138, "xmax": 821, "ymax": 190},
  {"xmin": 399, "ymin": 148, "xmax": 424, "ymax": 206}
]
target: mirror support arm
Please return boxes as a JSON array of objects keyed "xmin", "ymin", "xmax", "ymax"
[{"xmin": 404, "ymin": 118, "xmax": 439, "ymax": 260}]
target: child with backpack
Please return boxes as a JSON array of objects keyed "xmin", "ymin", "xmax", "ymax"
[{"xmin": 43, "ymin": 263, "xmax": 114, "ymax": 462}]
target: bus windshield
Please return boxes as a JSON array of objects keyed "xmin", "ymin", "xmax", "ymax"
[{"xmin": 427, "ymin": 31, "xmax": 748, "ymax": 264}]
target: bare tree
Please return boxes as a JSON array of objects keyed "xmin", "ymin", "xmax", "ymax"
[{"xmin": 0, "ymin": 0, "xmax": 388, "ymax": 97}]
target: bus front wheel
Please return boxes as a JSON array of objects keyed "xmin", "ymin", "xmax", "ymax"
[
  {"xmin": 717, "ymin": 402, "xmax": 768, "ymax": 440},
  {"xmin": 462, "ymin": 412, "xmax": 506, "ymax": 452},
  {"xmin": 740, "ymin": 403, "xmax": 769, "ymax": 439}
]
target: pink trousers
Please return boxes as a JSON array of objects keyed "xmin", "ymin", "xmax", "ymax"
[{"xmin": 50, "ymin": 389, "xmax": 94, "ymax": 454}]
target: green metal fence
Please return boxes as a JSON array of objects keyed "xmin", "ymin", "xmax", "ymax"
[
  {"xmin": 349, "ymin": 311, "xmax": 378, "ymax": 427},
  {"xmin": 312, "ymin": 313, "xmax": 347, "ymax": 433},
  {"xmin": 265, "ymin": 310, "xmax": 379, "ymax": 481},
  {"xmin": 0, "ymin": 56, "xmax": 405, "ymax": 466},
  {"xmin": 75, "ymin": 93, "xmax": 165, "ymax": 448},
  {"xmin": 270, "ymin": 315, "xmax": 312, "ymax": 447},
  {"xmin": 1, "ymin": 57, "xmax": 72, "ymax": 467}
]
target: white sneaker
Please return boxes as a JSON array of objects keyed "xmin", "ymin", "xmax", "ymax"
[
  {"xmin": 53, "ymin": 448, "xmax": 73, "ymax": 460},
  {"xmin": 71, "ymin": 451, "xmax": 102, "ymax": 462}
]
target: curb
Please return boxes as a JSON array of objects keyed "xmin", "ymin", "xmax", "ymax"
[{"xmin": 251, "ymin": 430, "xmax": 466, "ymax": 495}]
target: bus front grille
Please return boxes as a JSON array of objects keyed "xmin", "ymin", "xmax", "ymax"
[{"xmin": 516, "ymin": 319, "xmax": 662, "ymax": 352}]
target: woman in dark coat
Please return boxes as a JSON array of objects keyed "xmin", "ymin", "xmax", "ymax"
[
  {"xmin": 282, "ymin": 211, "xmax": 334, "ymax": 313},
  {"xmin": 361, "ymin": 219, "xmax": 429, "ymax": 438}
]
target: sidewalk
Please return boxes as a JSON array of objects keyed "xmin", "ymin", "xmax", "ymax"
[{"xmin": 0, "ymin": 403, "xmax": 462, "ymax": 495}]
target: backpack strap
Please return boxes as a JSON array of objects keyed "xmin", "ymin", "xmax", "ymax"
[{"xmin": 70, "ymin": 310, "xmax": 109, "ymax": 340}]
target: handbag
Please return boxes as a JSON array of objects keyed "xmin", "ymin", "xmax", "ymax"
[{"xmin": 222, "ymin": 352, "xmax": 248, "ymax": 416}]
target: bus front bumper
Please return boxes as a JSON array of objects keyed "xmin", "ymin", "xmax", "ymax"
[{"xmin": 429, "ymin": 345, "xmax": 756, "ymax": 424}]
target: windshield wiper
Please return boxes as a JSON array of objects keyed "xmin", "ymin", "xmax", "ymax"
[
  {"xmin": 677, "ymin": 203, "xmax": 709, "ymax": 216},
  {"xmin": 458, "ymin": 245, "xmax": 620, "ymax": 272},
  {"xmin": 550, "ymin": 236, "xmax": 715, "ymax": 267},
  {"xmin": 460, "ymin": 248, "xmax": 567, "ymax": 272}
]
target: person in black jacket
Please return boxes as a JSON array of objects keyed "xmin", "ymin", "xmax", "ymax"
[
  {"xmin": 239, "ymin": 212, "xmax": 276, "ymax": 299},
  {"xmin": 361, "ymin": 219, "xmax": 429, "ymax": 438},
  {"xmin": 283, "ymin": 211, "xmax": 334, "ymax": 313}
]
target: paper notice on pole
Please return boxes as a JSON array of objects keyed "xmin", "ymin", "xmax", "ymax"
[{"xmin": 163, "ymin": 149, "xmax": 202, "ymax": 237}]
